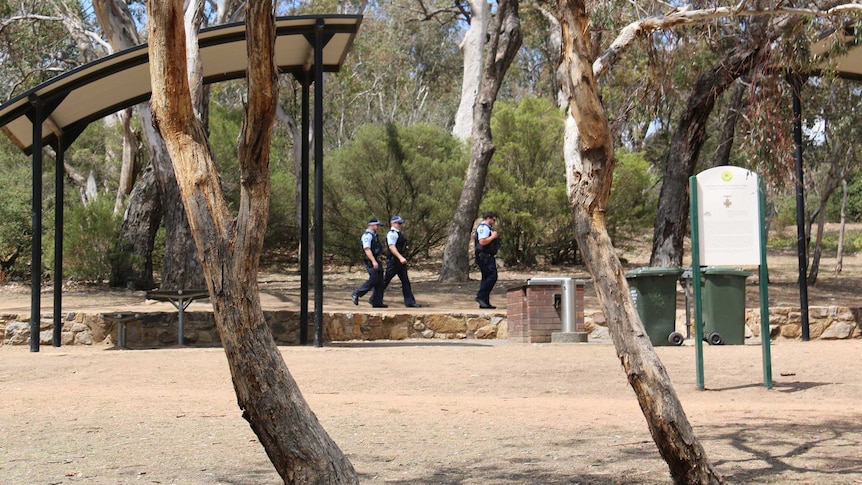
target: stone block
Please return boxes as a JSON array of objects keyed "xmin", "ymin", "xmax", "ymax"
[
  {"xmin": 424, "ymin": 314, "xmax": 467, "ymax": 334},
  {"xmin": 821, "ymin": 322, "xmax": 854, "ymax": 340}
]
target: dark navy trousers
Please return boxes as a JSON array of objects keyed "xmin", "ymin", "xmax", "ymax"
[
  {"xmin": 355, "ymin": 262, "xmax": 384, "ymax": 306},
  {"xmin": 383, "ymin": 258, "xmax": 416, "ymax": 306},
  {"xmin": 475, "ymin": 253, "xmax": 498, "ymax": 303}
]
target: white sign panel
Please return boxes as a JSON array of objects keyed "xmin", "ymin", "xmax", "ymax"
[{"xmin": 695, "ymin": 166, "xmax": 761, "ymax": 266}]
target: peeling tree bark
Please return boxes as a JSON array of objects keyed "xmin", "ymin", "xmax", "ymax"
[
  {"xmin": 146, "ymin": 1, "xmax": 357, "ymax": 481},
  {"xmin": 557, "ymin": 1, "xmax": 722, "ymax": 483}
]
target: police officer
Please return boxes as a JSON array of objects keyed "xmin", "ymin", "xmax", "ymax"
[
  {"xmin": 474, "ymin": 211, "xmax": 501, "ymax": 309},
  {"xmin": 382, "ymin": 215, "xmax": 421, "ymax": 308},
  {"xmin": 352, "ymin": 218, "xmax": 387, "ymax": 308}
]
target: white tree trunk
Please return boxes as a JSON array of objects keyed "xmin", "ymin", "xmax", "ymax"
[
  {"xmin": 452, "ymin": 0, "xmax": 490, "ymax": 141},
  {"xmin": 185, "ymin": 0, "xmax": 205, "ymax": 119}
]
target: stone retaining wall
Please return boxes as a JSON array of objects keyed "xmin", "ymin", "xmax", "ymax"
[
  {"xmin": 2, "ymin": 306, "xmax": 860, "ymax": 347},
  {"xmin": 0, "ymin": 310, "xmax": 507, "ymax": 348},
  {"xmin": 583, "ymin": 306, "xmax": 862, "ymax": 341}
]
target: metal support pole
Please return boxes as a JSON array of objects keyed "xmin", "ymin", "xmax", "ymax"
[
  {"xmin": 560, "ymin": 278, "xmax": 575, "ymax": 333},
  {"xmin": 790, "ymin": 74, "xmax": 811, "ymax": 341},
  {"xmin": 300, "ymin": 73, "xmax": 310, "ymax": 345},
  {"xmin": 53, "ymin": 136, "xmax": 64, "ymax": 347},
  {"xmin": 690, "ymin": 176, "xmax": 705, "ymax": 390},
  {"xmin": 29, "ymin": 95, "xmax": 43, "ymax": 352},
  {"xmin": 758, "ymin": 178, "xmax": 773, "ymax": 389},
  {"xmin": 313, "ymin": 19, "xmax": 325, "ymax": 347}
]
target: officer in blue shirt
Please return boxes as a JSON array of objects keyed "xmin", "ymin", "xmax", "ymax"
[
  {"xmin": 382, "ymin": 215, "xmax": 421, "ymax": 308},
  {"xmin": 352, "ymin": 218, "xmax": 387, "ymax": 308},
  {"xmin": 474, "ymin": 211, "xmax": 501, "ymax": 309}
]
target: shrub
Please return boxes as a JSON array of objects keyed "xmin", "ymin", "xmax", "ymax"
[
  {"xmin": 607, "ymin": 151, "xmax": 659, "ymax": 245},
  {"xmin": 63, "ymin": 196, "xmax": 122, "ymax": 281},
  {"xmin": 0, "ymin": 165, "xmax": 32, "ymax": 280},
  {"xmin": 323, "ymin": 122, "xmax": 466, "ymax": 262},
  {"xmin": 485, "ymin": 96, "xmax": 571, "ymax": 267}
]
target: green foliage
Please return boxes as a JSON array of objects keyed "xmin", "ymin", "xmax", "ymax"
[
  {"xmin": 771, "ymin": 194, "xmax": 798, "ymax": 229},
  {"xmin": 0, "ymin": 0, "xmax": 87, "ymax": 100},
  {"xmin": 607, "ymin": 151, "xmax": 659, "ymax": 244},
  {"xmin": 320, "ymin": 0, "xmax": 463, "ymax": 143},
  {"xmin": 768, "ymin": 230, "xmax": 862, "ymax": 256},
  {"xmin": 323, "ymin": 122, "xmax": 466, "ymax": 261},
  {"xmin": 63, "ymin": 196, "xmax": 121, "ymax": 281},
  {"xmin": 0, "ymin": 153, "xmax": 32, "ymax": 280},
  {"xmin": 827, "ymin": 170, "xmax": 862, "ymax": 223},
  {"xmin": 206, "ymin": 96, "xmax": 299, "ymax": 251},
  {"xmin": 207, "ymin": 101, "xmax": 243, "ymax": 212},
  {"xmin": 267, "ymin": 165, "xmax": 298, "ymax": 249},
  {"xmin": 485, "ymin": 96, "xmax": 572, "ymax": 266}
]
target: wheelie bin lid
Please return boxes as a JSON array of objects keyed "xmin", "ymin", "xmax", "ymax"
[
  {"xmin": 700, "ymin": 266, "xmax": 752, "ymax": 276},
  {"xmin": 625, "ymin": 266, "xmax": 684, "ymax": 278}
]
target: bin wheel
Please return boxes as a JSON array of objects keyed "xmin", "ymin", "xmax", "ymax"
[
  {"xmin": 668, "ymin": 332, "xmax": 684, "ymax": 346},
  {"xmin": 707, "ymin": 332, "xmax": 724, "ymax": 346}
]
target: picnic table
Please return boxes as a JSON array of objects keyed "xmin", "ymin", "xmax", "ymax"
[
  {"xmin": 145, "ymin": 288, "xmax": 210, "ymax": 345},
  {"xmin": 99, "ymin": 312, "xmax": 142, "ymax": 348}
]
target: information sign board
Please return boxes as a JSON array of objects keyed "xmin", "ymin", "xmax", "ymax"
[{"xmin": 695, "ymin": 166, "xmax": 761, "ymax": 265}]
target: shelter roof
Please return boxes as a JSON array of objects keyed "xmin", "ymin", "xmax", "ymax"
[
  {"xmin": 811, "ymin": 27, "xmax": 862, "ymax": 82},
  {"xmin": 0, "ymin": 14, "xmax": 361, "ymax": 154}
]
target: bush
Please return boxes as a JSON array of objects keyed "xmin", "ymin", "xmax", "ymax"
[
  {"xmin": 266, "ymin": 164, "xmax": 298, "ymax": 251},
  {"xmin": 63, "ymin": 196, "xmax": 122, "ymax": 281},
  {"xmin": 607, "ymin": 151, "xmax": 659, "ymax": 245},
  {"xmin": 0, "ymin": 163, "xmax": 32, "ymax": 280},
  {"xmin": 485, "ymin": 96, "xmax": 571, "ymax": 267},
  {"xmin": 323, "ymin": 122, "xmax": 466, "ymax": 262}
]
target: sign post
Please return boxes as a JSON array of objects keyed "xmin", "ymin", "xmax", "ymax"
[{"xmin": 689, "ymin": 166, "xmax": 772, "ymax": 390}]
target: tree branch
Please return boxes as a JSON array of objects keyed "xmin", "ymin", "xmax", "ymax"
[{"xmin": 593, "ymin": 2, "xmax": 862, "ymax": 79}]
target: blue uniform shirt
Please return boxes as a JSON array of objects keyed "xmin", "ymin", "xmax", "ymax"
[
  {"xmin": 387, "ymin": 228, "xmax": 400, "ymax": 248},
  {"xmin": 361, "ymin": 230, "xmax": 375, "ymax": 250},
  {"xmin": 476, "ymin": 223, "xmax": 492, "ymax": 241}
]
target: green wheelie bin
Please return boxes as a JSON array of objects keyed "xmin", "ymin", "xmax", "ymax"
[
  {"xmin": 701, "ymin": 267, "xmax": 751, "ymax": 345},
  {"xmin": 625, "ymin": 267, "xmax": 685, "ymax": 346}
]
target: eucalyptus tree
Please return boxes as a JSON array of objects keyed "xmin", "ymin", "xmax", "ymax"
[
  {"xmin": 94, "ymin": 0, "xmax": 251, "ymax": 290},
  {"xmin": 556, "ymin": 0, "xmax": 722, "ymax": 480},
  {"xmin": 648, "ymin": 1, "xmax": 862, "ymax": 267},
  {"xmin": 554, "ymin": 0, "xmax": 862, "ymax": 481},
  {"xmin": 324, "ymin": 0, "xmax": 462, "ymax": 136},
  {"xmin": 0, "ymin": 1, "xmax": 80, "ymax": 100},
  {"xmin": 146, "ymin": 0, "xmax": 358, "ymax": 480},
  {"xmin": 800, "ymin": 79, "xmax": 861, "ymax": 285},
  {"xmin": 439, "ymin": 0, "xmax": 522, "ymax": 282}
]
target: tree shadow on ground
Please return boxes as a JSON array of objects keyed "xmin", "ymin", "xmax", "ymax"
[
  {"xmin": 353, "ymin": 418, "xmax": 862, "ymax": 484},
  {"xmin": 707, "ymin": 418, "xmax": 862, "ymax": 483}
]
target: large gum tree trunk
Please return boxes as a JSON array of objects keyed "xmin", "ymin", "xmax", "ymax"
[
  {"xmin": 110, "ymin": 165, "xmax": 160, "ymax": 289},
  {"xmin": 439, "ymin": 0, "xmax": 522, "ymax": 283},
  {"xmin": 146, "ymin": 1, "xmax": 357, "ymax": 481},
  {"xmin": 95, "ymin": 0, "xmax": 204, "ymax": 290},
  {"xmin": 557, "ymin": 1, "xmax": 722, "ymax": 483}
]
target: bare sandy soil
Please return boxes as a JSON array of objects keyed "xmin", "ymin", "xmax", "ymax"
[
  {"xmin": 2, "ymin": 340, "xmax": 862, "ymax": 484},
  {"xmin": 3, "ymin": 233, "xmax": 862, "ymax": 484}
]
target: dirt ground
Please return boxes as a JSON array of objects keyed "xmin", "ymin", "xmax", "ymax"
[
  {"xmin": 3, "ymin": 339, "xmax": 862, "ymax": 484},
  {"xmin": 3, "ymin": 239, "xmax": 862, "ymax": 484}
]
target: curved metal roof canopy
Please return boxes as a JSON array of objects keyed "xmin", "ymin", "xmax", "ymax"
[
  {"xmin": 811, "ymin": 28, "xmax": 862, "ymax": 81},
  {"xmin": 0, "ymin": 15, "xmax": 361, "ymax": 154},
  {"xmin": 0, "ymin": 14, "xmax": 361, "ymax": 351}
]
